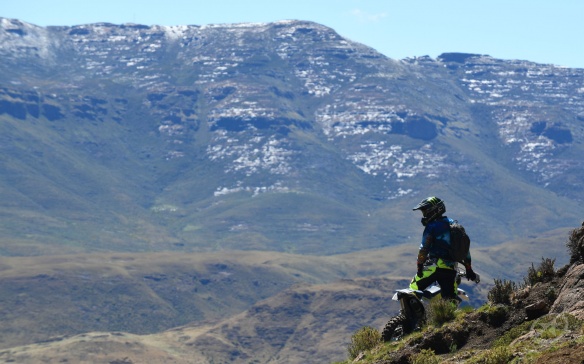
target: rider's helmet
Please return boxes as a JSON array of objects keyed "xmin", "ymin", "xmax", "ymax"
[{"xmin": 413, "ymin": 196, "xmax": 446, "ymax": 226}]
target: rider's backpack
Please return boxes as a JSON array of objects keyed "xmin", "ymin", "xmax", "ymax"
[{"xmin": 448, "ymin": 221, "xmax": 471, "ymax": 262}]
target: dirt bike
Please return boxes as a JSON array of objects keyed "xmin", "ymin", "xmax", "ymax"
[{"xmin": 381, "ymin": 266, "xmax": 480, "ymax": 342}]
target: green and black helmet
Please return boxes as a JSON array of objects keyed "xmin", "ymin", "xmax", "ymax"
[{"xmin": 413, "ymin": 196, "xmax": 446, "ymax": 226}]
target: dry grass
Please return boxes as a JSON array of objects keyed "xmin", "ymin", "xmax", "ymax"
[{"xmin": 0, "ymin": 228, "xmax": 575, "ymax": 362}]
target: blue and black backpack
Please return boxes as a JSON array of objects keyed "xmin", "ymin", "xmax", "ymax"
[{"xmin": 448, "ymin": 221, "xmax": 471, "ymax": 262}]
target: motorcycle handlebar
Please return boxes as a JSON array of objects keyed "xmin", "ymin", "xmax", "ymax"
[
  {"xmin": 457, "ymin": 267, "xmax": 480, "ymax": 284},
  {"xmin": 472, "ymin": 273, "xmax": 481, "ymax": 284}
]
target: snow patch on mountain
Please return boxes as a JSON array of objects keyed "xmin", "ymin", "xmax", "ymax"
[
  {"xmin": 452, "ymin": 56, "xmax": 584, "ymax": 181},
  {"xmin": 0, "ymin": 18, "xmax": 56, "ymax": 60},
  {"xmin": 316, "ymin": 103, "xmax": 397, "ymax": 137},
  {"xmin": 207, "ymin": 132, "xmax": 295, "ymax": 177},
  {"xmin": 348, "ymin": 142, "xmax": 447, "ymax": 180},
  {"xmin": 214, "ymin": 183, "xmax": 290, "ymax": 197}
]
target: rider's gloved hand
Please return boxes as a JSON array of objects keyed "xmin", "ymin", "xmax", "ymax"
[
  {"xmin": 465, "ymin": 265, "xmax": 477, "ymax": 282},
  {"xmin": 416, "ymin": 263, "xmax": 424, "ymax": 278}
]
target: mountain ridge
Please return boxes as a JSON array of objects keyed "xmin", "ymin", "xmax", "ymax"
[{"xmin": 1, "ymin": 17, "xmax": 582, "ymax": 256}]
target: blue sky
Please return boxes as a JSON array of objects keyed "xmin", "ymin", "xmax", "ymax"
[{"xmin": 3, "ymin": 0, "xmax": 583, "ymax": 68}]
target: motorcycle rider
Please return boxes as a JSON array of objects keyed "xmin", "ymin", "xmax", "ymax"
[{"xmin": 410, "ymin": 196, "xmax": 478, "ymax": 300}]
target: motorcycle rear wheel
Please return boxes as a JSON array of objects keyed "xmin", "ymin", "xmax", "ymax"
[{"xmin": 381, "ymin": 314, "xmax": 408, "ymax": 342}]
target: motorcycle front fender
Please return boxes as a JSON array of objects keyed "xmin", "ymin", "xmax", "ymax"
[{"xmin": 392, "ymin": 288, "xmax": 423, "ymax": 301}]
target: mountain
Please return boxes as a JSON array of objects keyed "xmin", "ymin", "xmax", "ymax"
[{"xmin": 1, "ymin": 17, "xmax": 583, "ymax": 257}]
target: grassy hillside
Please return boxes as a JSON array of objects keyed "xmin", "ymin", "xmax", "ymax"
[{"xmin": 0, "ymin": 226, "xmax": 572, "ymax": 356}]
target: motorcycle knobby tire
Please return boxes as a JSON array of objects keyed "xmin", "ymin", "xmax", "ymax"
[{"xmin": 381, "ymin": 314, "xmax": 408, "ymax": 342}]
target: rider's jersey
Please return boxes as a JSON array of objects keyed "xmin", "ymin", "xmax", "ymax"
[{"xmin": 419, "ymin": 216, "xmax": 471, "ymax": 268}]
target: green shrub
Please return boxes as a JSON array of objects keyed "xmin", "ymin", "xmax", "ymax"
[
  {"xmin": 493, "ymin": 320, "xmax": 532, "ymax": 347},
  {"xmin": 467, "ymin": 346, "xmax": 514, "ymax": 364},
  {"xmin": 487, "ymin": 279, "xmax": 516, "ymax": 305},
  {"xmin": 533, "ymin": 313, "xmax": 584, "ymax": 339},
  {"xmin": 494, "ymin": 313, "xmax": 583, "ymax": 348},
  {"xmin": 427, "ymin": 298, "xmax": 457, "ymax": 327},
  {"xmin": 480, "ymin": 304, "xmax": 509, "ymax": 327},
  {"xmin": 347, "ymin": 326, "xmax": 381, "ymax": 360},
  {"xmin": 524, "ymin": 257, "xmax": 556, "ymax": 286},
  {"xmin": 544, "ymin": 286, "xmax": 557, "ymax": 301},
  {"xmin": 566, "ymin": 224, "xmax": 584, "ymax": 264},
  {"xmin": 562, "ymin": 313, "xmax": 584, "ymax": 331},
  {"xmin": 409, "ymin": 348, "xmax": 440, "ymax": 364}
]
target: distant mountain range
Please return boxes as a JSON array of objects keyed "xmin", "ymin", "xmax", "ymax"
[{"xmin": 1, "ymin": 17, "xmax": 583, "ymax": 257}]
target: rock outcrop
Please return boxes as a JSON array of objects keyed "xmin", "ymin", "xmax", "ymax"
[{"xmin": 550, "ymin": 263, "xmax": 584, "ymax": 319}]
